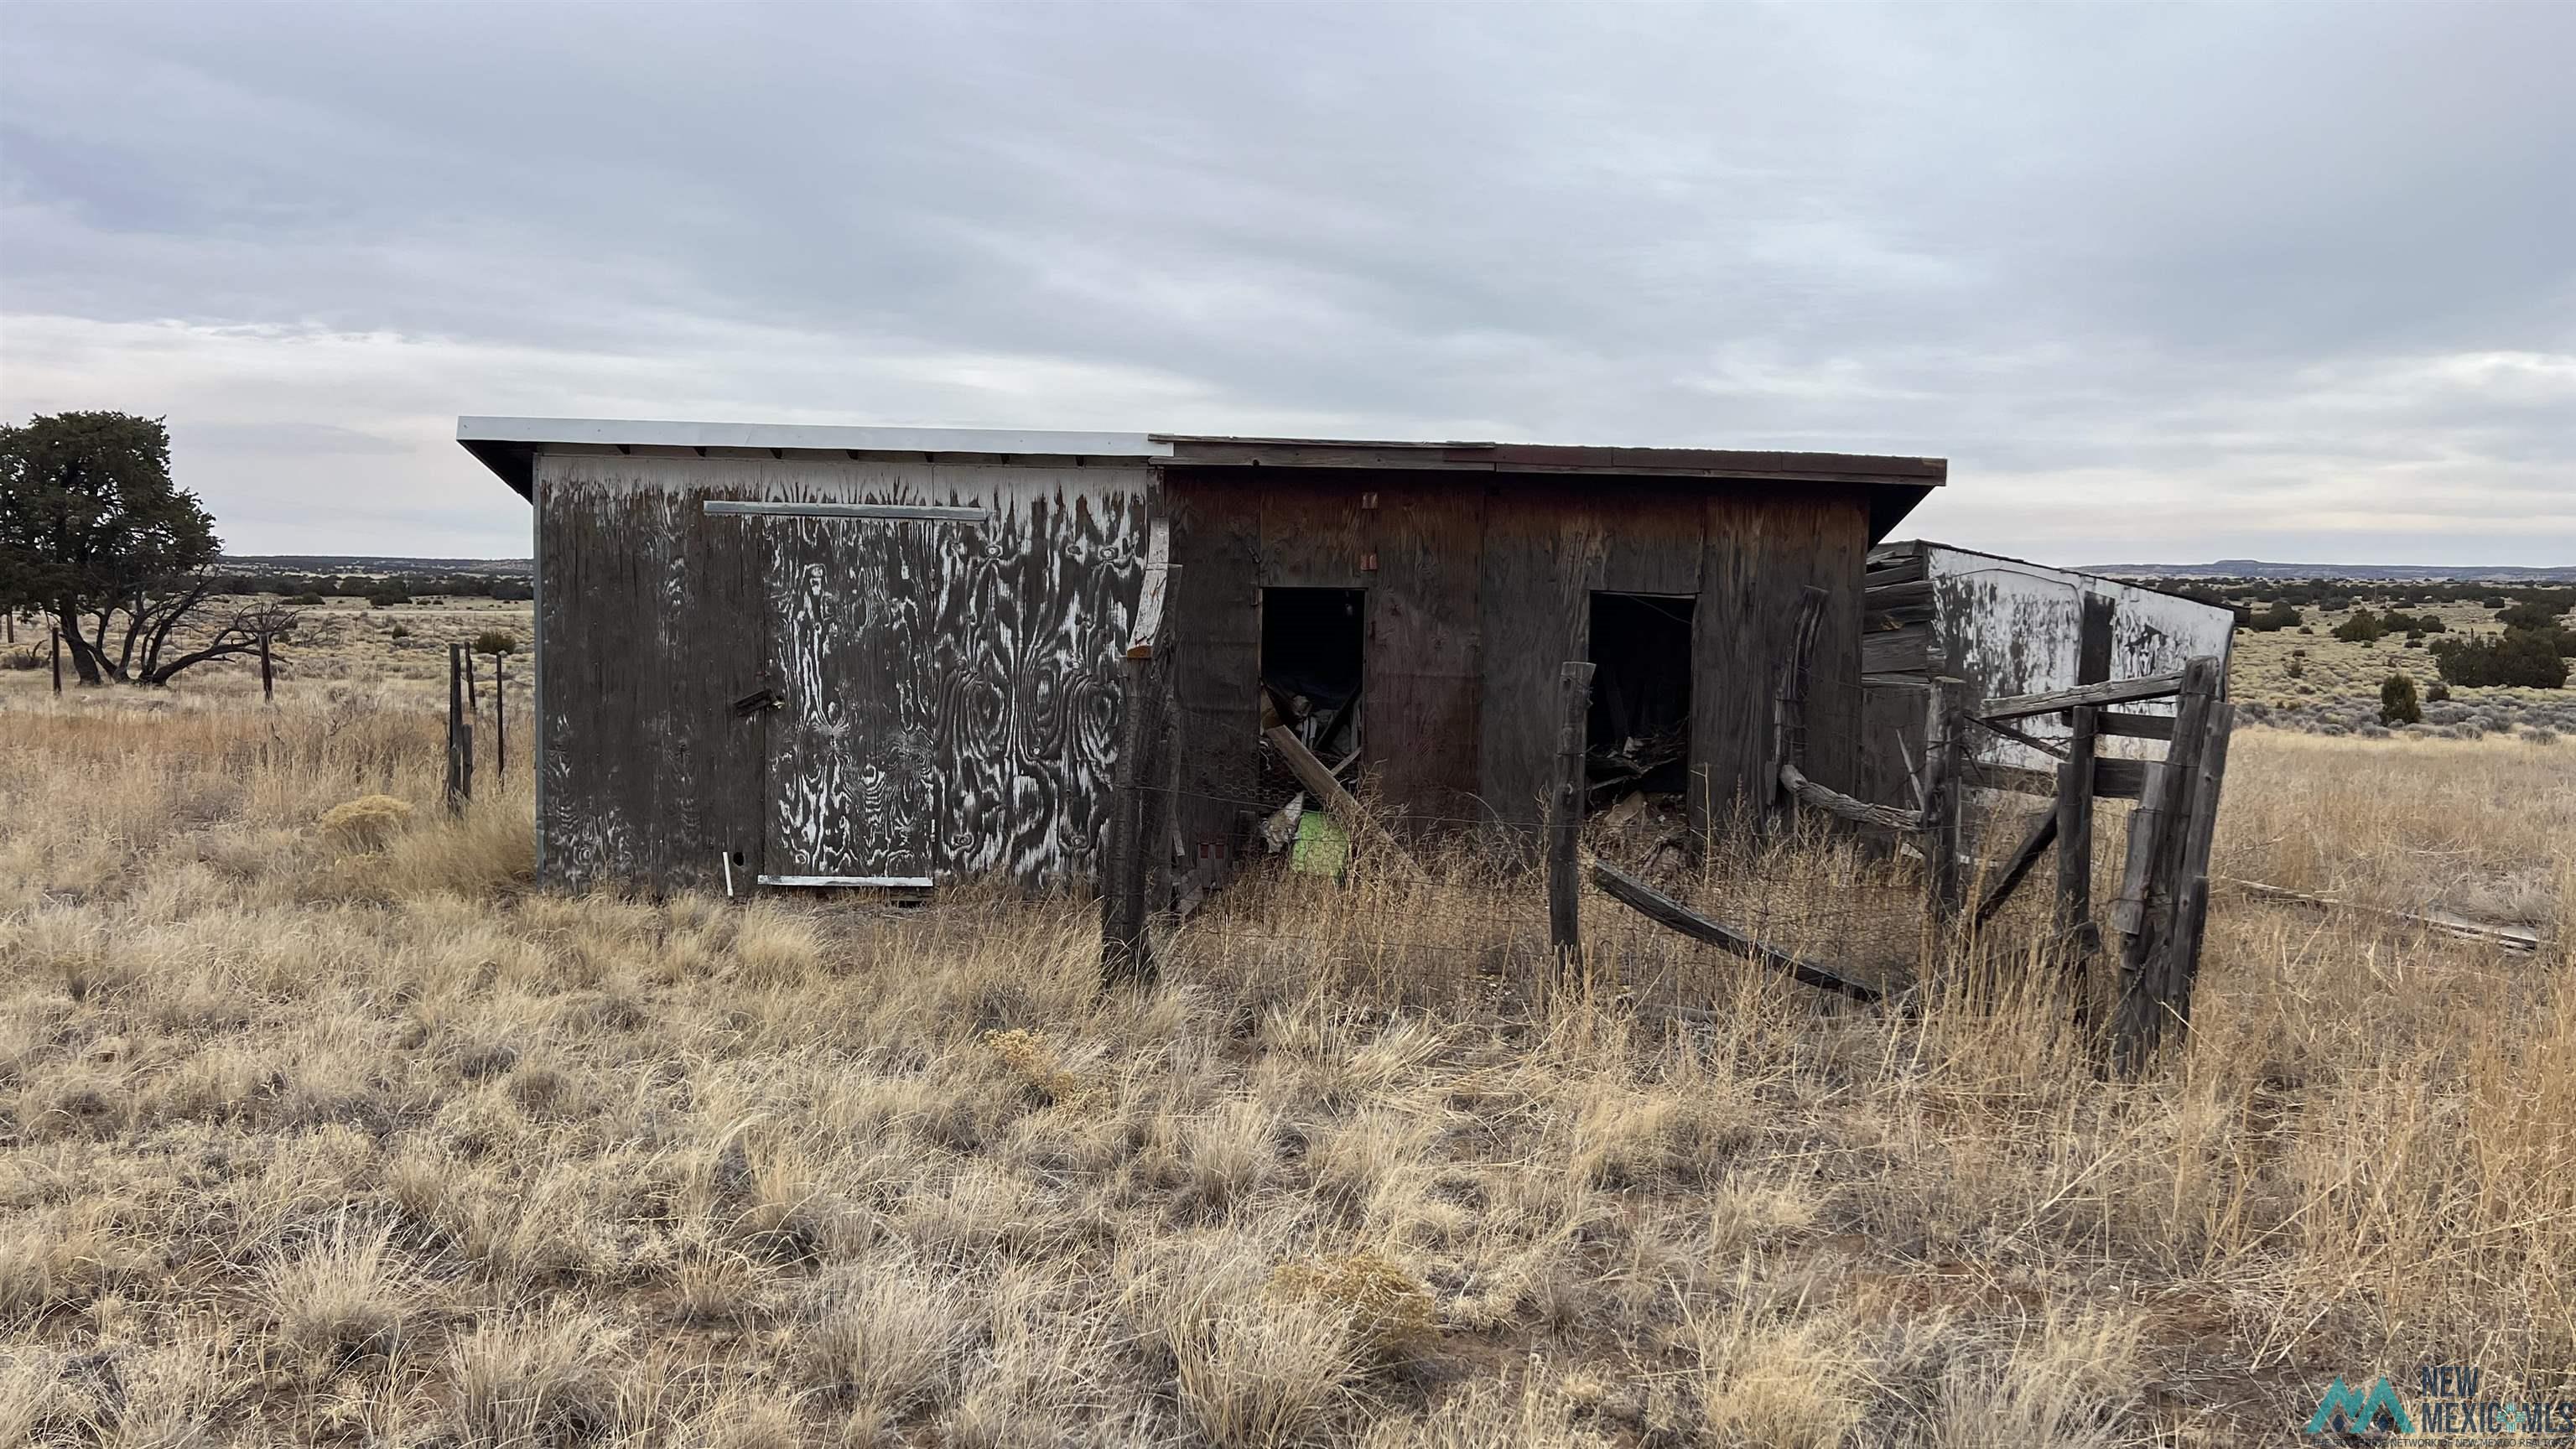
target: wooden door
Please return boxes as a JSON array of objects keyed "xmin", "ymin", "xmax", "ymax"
[{"xmin": 763, "ymin": 517, "xmax": 938, "ymax": 885}]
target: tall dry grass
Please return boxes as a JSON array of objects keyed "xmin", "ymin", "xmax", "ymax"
[
  {"xmin": 1, "ymin": 670, "xmax": 2568, "ymax": 1446},
  {"xmin": 2217, "ymin": 728, "xmax": 2574, "ymax": 927}
]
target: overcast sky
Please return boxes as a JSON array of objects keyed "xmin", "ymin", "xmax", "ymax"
[{"xmin": 3, "ymin": 3, "xmax": 2569, "ymax": 564}]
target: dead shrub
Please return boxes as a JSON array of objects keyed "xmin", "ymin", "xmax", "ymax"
[
  {"xmin": 318, "ymin": 794, "xmax": 413, "ymax": 852},
  {"xmin": 1267, "ymin": 1249, "xmax": 1436, "ymax": 1360}
]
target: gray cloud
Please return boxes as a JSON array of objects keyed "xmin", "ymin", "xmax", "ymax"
[{"xmin": 3, "ymin": 3, "xmax": 2569, "ymax": 562}]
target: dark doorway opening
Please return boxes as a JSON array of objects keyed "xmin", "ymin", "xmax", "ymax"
[
  {"xmin": 1587, "ymin": 592, "xmax": 1694, "ymax": 800},
  {"xmin": 1260, "ymin": 587, "xmax": 1365, "ymax": 759}
]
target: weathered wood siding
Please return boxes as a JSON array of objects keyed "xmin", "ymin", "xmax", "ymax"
[
  {"xmin": 1692, "ymin": 486, "xmax": 1868, "ymax": 833},
  {"xmin": 534, "ymin": 451, "xmax": 1147, "ymax": 891},
  {"xmin": 1925, "ymin": 546, "xmax": 2234, "ymax": 772},
  {"xmin": 1168, "ymin": 469, "xmax": 1874, "ymax": 857},
  {"xmin": 1856, "ymin": 543, "xmax": 2237, "ymax": 808}
]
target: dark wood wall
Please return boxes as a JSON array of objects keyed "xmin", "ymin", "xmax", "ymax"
[{"xmin": 1166, "ymin": 468, "xmax": 1872, "ymax": 861}]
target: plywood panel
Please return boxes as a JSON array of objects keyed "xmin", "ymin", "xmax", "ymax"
[
  {"xmin": 534, "ymin": 453, "xmax": 1145, "ymax": 892},
  {"xmin": 1365, "ymin": 483, "xmax": 1485, "ymax": 831},
  {"xmin": 1473, "ymin": 479, "xmax": 1711, "ymax": 836},
  {"xmin": 1259, "ymin": 485, "xmax": 1366, "ymax": 589},
  {"xmin": 1164, "ymin": 472, "xmax": 1264, "ymax": 867},
  {"xmin": 533, "ymin": 474, "xmax": 705, "ymax": 890},
  {"xmin": 1692, "ymin": 486, "xmax": 1871, "ymax": 831},
  {"xmin": 1475, "ymin": 486, "xmax": 1589, "ymax": 836},
  {"xmin": 766, "ymin": 514, "xmax": 933, "ymax": 880}
]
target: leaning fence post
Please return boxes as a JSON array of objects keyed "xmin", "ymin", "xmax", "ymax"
[
  {"xmin": 1921, "ymin": 676, "xmax": 1966, "ymax": 925},
  {"xmin": 2111, "ymin": 655, "xmax": 2220, "ymax": 1072},
  {"xmin": 445, "ymin": 643, "xmax": 471, "ymax": 816},
  {"xmin": 1102, "ymin": 521, "xmax": 1174, "ymax": 988},
  {"xmin": 2055, "ymin": 595, "xmax": 2114, "ymax": 963},
  {"xmin": 491, "ymin": 652, "xmax": 506, "ymax": 776},
  {"xmin": 1549, "ymin": 661, "xmax": 1597, "ymax": 994}
]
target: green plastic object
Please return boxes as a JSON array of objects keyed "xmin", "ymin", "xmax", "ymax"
[{"xmin": 1291, "ymin": 808, "xmax": 1350, "ymax": 878}]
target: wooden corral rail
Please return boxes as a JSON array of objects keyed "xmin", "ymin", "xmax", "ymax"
[
  {"xmin": 1978, "ymin": 673, "xmax": 2184, "ymax": 722},
  {"xmin": 1800, "ymin": 582, "xmax": 2237, "ymax": 1071},
  {"xmin": 1590, "ymin": 860, "xmax": 1884, "ymax": 1004}
]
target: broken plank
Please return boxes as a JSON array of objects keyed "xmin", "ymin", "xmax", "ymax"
[
  {"xmin": 1862, "ymin": 623, "xmax": 1933, "ymax": 675},
  {"xmin": 2220, "ymin": 877, "xmax": 2543, "ymax": 953},
  {"xmin": 1124, "ymin": 517, "xmax": 1173, "ymax": 659},
  {"xmin": 1264, "ymin": 724, "xmax": 1428, "ymax": 882},
  {"xmin": 1779, "ymin": 761, "xmax": 1922, "ymax": 832},
  {"xmin": 1973, "ymin": 807, "xmax": 2059, "ymax": 927},
  {"xmin": 1981, "ymin": 673, "xmax": 2185, "ymax": 722},
  {"xmin": 1590, "ymin": 861, "xmax": 1883, "ymax": 1003}
]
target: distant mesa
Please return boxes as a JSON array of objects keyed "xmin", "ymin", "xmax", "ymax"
[
  {"xmin": 2084, "ymin": 559, "xmax": 2576, "ymax": 583},
  {"xmin": 221, "ymin": 554, "xmax": 532, "ymax": 576}
]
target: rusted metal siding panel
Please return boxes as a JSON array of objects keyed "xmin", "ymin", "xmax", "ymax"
[
  {"xmin": 1922, "ymin": 546, "xmax": 2236, "ymax": 776},
  {"xmin": 533, "ymin": 453, "xmax": 1146, "ymax": 892}
]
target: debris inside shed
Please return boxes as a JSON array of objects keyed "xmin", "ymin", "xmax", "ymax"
[
  {"xmin": 1260, "ymin": 587, "xmax": 1365, "ymax": 760},
  {"xmin": 1586, "ymin": 591, "xmax": 1696, "ymax": 804}
]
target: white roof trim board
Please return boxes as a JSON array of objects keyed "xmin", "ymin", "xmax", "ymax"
[{"xmin": 457, "ymin": 417, "xmax": 1171, "ymax": 459}]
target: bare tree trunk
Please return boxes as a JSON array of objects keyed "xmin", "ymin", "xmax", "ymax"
[{"xmin": 54, "ymin": 608, "xmax": 104, "ymax": 685}]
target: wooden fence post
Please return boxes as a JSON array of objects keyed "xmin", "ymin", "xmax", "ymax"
[
  {"xmin": 1101, "ymin": 656, "xmax": 1156, "ymax": 984},
  {"xmin": 1921, "ymin": 677, "xmax": 1966, "ymax": 925},
  {"xmin": 259, "ymin": 631, "xmax": 274, "ymax": 704},
  {"xmin": 51, "ymin": 627, "xmax": 63, "ymax": 697},
  {"xmin": 491, "ymin": 652, "xmax": 506, "ymax": 776},
  {"xmin": 1102, "ymin": 522, "xmax": 1174, "ymax": 988},
  {"xmin": 2055, "ymin": 595, "xmax": 2114, "ymax": 961},
  {"xmin": 1549, "ymin": 661, "xmax": 1597, "ymax": 993},
  {"xmin": 445, "ymin": 643, "xmax": 471, "ymax": 816},
  {"xmin": 2111, "ymin": 656, "xmax": 2221, "ymax": 1072},
  {"xmin": 2147, "ymin": 695, "xmax": 2235, "ymax": 1041}
]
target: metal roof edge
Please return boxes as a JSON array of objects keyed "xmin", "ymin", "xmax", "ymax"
[
  {"xmin": 1886, "ymin": 539, "xmax": 2240, "ymax": 613},
  {"xmin": 457, "ymin": 417, "xmax": 1171, "ymax": 458}
]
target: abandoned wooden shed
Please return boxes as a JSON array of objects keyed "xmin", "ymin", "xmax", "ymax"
[
  {"xmin": 459, "ymin": 418, "xmax": 1945, "ymax": 893},
  {"xmin": 1857, "ymin": 541, "xmax": 2237, "ymax": 811}
]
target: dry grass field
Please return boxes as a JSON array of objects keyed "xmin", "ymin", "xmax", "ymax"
[{"xmin": 2, "ymin": 605, "xmax": 2570, "ymax": 1446}]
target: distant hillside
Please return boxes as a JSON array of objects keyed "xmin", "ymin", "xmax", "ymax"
[
  {"xmin": 2085, "ymin": 559, "xmax": 2576, "ymax": 583},
  {"xmin": 222, "ymin": 554, "xmax": 532, "ymax": 577}
]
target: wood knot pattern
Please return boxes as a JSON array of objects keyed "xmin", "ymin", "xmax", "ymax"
[{"xmin": 536, "ymin": 454, "xmax": 1145, "ymax": 892}]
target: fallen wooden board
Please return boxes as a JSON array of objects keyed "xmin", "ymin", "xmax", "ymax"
[
  {"xmin": 1590, "ymin": 860, "xmax": 1883, "ymax": 1003},
  {"xmin": 2221, "ymin": 877, "xmax": 2543, "ymax": 953},
  {"xmin": 1263, "ymin": 724, "xmax": 1429, "ymax": 883},
  {"xmin": 1779, "ymin": 761, "xmax": 1922, "ymax": 832}
]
